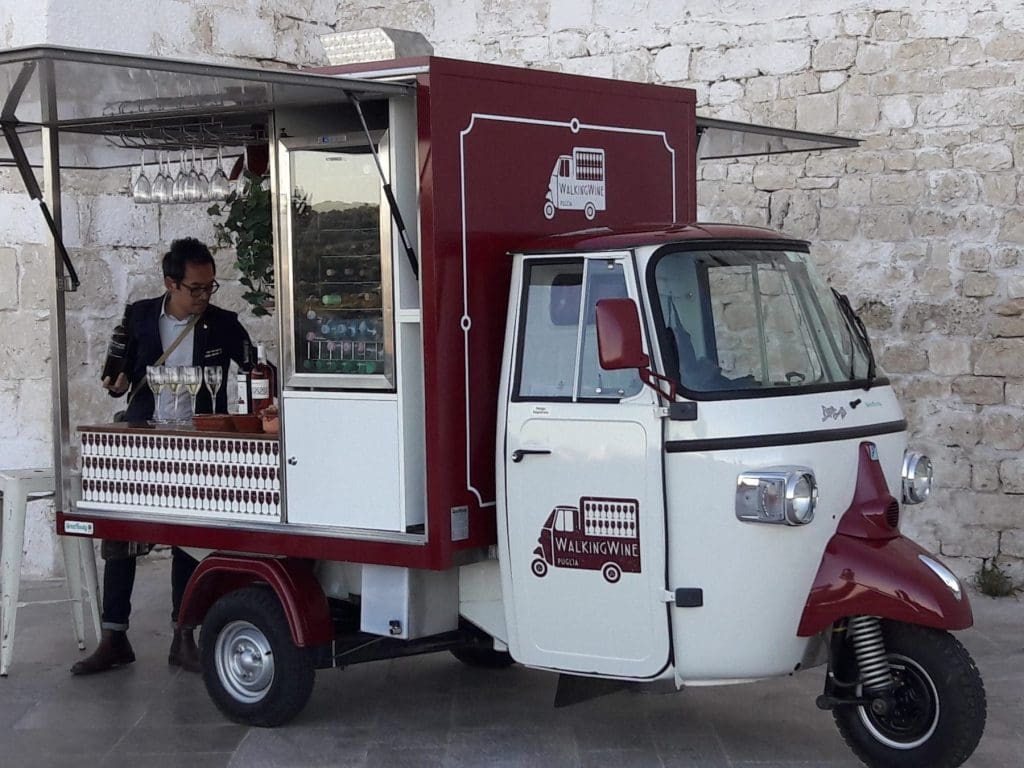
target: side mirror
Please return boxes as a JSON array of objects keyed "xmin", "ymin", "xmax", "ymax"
[{"xmin": 595, "ymin": 298, "xmax": 650, "ymax": 370}]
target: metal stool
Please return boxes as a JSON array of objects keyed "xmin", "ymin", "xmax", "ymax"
[{"xmin": 0, "ymin": 468, "xmax": 102, "ymax": 676}]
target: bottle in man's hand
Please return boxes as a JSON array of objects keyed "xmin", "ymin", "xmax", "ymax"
[{"xmin": 101, "ymin": 303, "xmax": 131, "ymax": 382}]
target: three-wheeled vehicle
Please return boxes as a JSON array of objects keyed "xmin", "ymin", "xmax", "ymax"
[{"xmin": 0, "ymin": 43, "xmax": 985, "ymax": 768}]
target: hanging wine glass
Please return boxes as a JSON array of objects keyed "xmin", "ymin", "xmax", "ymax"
[
  {"xmin": 196, "ymin": 150, "xmax": 211, "ymax": 202},
  {"xmin": 210, "ymin": 146, "xmax": 231, "ymax": 201},
  {"xmin": 185, "ymin": 146, "xmax": 202, "ymax": 202},
  {"xmin": 233, "ymin": 147, "xmax": 249, "ymax": 199},
  {"xmin": 151, "ymin": 152, "xmax": 171, "ymax": 204},
  {"xmin": 132, "ymin": 150, "xmax": 151, "ymax": 203},
  {"xmin": 172, "ymin": 150, "xmax": 188, "ymax": 203}
]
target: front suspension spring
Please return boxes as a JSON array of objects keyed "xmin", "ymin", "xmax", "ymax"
[{"xmin": 847, "ymin": 616, "xmax": 893, "ymax": 694}]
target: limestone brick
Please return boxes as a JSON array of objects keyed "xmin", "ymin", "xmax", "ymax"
[
  {"xmin": 981, "ymin": 409, "xmax": 1024, "ymax": 451},
  {"xmin": 0, "ymin": 311, "xmax": 50, "ymax": 380},
  {"xmin": 690, "ymin": 47, "xmax": 759, "ymax": 81},
  {"xmin": 999, "ymin": 459, "xmax": 1024, "ymax": 494},
  {"xmin": 989, "ymin": 316, "xmax": 1024, "ymax": 338},
  {"xmin": 811, "ymin": 38, "xmax": 856, "ymax": 71},
  {"xmin": 953, "ymin": 143, "xmax": 1014, "ymax": 172},
  {"xmin": 972, "ymin": 462, "xmax": 1000, "ymax": 493},
  {"xmin": 549, "ymin": 0, "xmax": 594, "ymax": 31},
  {"xmin": 551, "ymin": 31, "xmax": 588, "ymax": 59},
  {"xmin": 0, "ymin": 248, "xmax": 17, "ymax": 309},
  {"xmin": 842, "ymin": 10, "xmax": 874, "ymax": 37},
  {"xmin": 984, "ymin": 30, "xmax": 1024, "ymax": 60},
  {"xmin": 854, "ymin": 43, "xmax": 888, "ymax": 74},
  {"xmin": 819, "ymin": 70, "xmax": 846, "ymax": 93},
  {"xmin": 778, "ymin": 72, "xmax": 819, "ymax": 99},
  {"xmin": 1003, "ymin": 530, "xmax": 1024, "ymax": 558},
  {"xmin": 880, "ymin": 343, "xmax": 927, "ymax": 373},
  {"xmin": 952, "ymin": 376, "xmax": 1003, "ymax": 405},
  {"xmin": 980, "ymin": 174, "xmax": 1018, "ymax": 206},
  {"xmin": 837, "ymin": 93, "xmax": 878, "ymax": 131},
  {"xmin": 961, "ymin": 273, "xmax": 998, "ymax": 299},
  {"xmin": 949, "ymin": 490, "xmax": 1023, "ymax": 531},
  {"xmin": 975, "ymin": 339, "xmax": 1024, "ymax": 375},
  {"xmin": 927, "ymin": 339, "xmax": 971, "ymax": 376},
  {"xmin": 652, "ymin": 45, "xmax": 689, "ymax": 82},
  {"xmin": 999, "ymin": 210, "xmax": 1024, "ymax": 244},
  {"xmin": 1007, "ymin": 384, "xmax": 1024, "ymax": 408},
  {"xmin": 956, "ymin": 246, "xmax": 990, "ymax": 271}
]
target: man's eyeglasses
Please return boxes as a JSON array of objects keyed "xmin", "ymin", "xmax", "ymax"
[{"xmin": 178, "ymin": 280, "xmax": 220, "ymax": 298}]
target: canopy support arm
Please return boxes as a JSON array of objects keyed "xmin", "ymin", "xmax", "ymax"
[
  {"xmin": 2, "ymin": 60, "xmax": 79, "ymax": 290},
  {"xmin": 348, "ymin": 92, "xmax": 419, "ymax": 280}
]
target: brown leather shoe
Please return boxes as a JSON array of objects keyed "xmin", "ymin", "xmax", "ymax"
[
  {"xmin": 70, "ymin": 630, "xmax": 135, "ymax": 675},
  {"xmin": 168, "ymin": 626, "xmax": 201, "ymax": 673}
]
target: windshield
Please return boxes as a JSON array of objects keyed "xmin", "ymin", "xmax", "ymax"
[{"xmin": 651, "ymin": 247, "xmax": 873, "ymax": 395}]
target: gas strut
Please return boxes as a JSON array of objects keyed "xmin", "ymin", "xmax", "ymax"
[{"xmin": 347, "ymin": 92, "xmax": 419, "ymax": 280}]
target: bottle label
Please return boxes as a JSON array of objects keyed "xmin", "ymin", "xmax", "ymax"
[{"xmin": 251, "ymin": 379, "xmax": 271, "ymax": 399}]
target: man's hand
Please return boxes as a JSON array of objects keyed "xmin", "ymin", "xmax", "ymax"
[{"xmin": 102, "ymin": 372, "xmax": 129, "ymax": 395}]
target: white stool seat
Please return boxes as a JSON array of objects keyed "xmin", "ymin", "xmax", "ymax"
[{"xmin": 1, "ymin": 467, "xmax": 102, "ymax": 676}]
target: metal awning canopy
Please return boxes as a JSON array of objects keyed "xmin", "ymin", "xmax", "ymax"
[
  {"xmin": 0, "ymin": 44, "xmax": 410, "ymax": 168},
  {"xmin": 696, "ymin": 116, "xmax": 859, "ymax": 160}
]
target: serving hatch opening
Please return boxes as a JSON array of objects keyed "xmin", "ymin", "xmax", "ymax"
[{"xmin": 696, "ymin": 116, "xmax": 859, "ymax": 160}]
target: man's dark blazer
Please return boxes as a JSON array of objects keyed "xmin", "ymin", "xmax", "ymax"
[{"xmin": 110, "ymin": 295, "xmax": 252, "ymax": 422}]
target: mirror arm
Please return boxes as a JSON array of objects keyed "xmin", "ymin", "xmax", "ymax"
[{"xmin": 638, "ymin": 367, "xmax": 678, "ymax": 402}]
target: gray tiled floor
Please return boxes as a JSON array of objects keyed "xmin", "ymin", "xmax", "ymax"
[{"xmin": 2, "ymin": 558, "xmax": 1021, "ymax": 767}]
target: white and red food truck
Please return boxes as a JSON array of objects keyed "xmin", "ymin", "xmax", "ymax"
[{"xmin": 0, "ymin": 45, "xmax": 985, "ymax": 768}]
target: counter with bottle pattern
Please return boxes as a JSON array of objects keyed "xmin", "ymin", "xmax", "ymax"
[{"xmin": 76, "ymin": 424, "xmax": 282, "ymax": 523}]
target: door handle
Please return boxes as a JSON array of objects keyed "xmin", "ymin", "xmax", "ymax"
[{"xmin": 512, "ymin": 449, "xmax": 551, "ymax": 463}]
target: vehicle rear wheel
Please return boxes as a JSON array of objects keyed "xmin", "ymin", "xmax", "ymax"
[
  {"xmin": 833, "ymin": 621, "xmax": 986, "ymax": 768},
  {"xmin": 531, "ymin": 558, "xmax": 548, "ymax": 577},
  {"xmin": 200, "ymin": 587, "xmax": 315, "ymax": 727},
  {"xmin": 451, "ymin": 646, "xmax": 515, "ymax": 668}
]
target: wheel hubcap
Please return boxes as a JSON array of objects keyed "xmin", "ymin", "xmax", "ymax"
[
  {"xmin": 216, "ymin": 620, "xmax": 274, "ymax": 703},
  {"xmin": 858, "ymin": 654, "xmax": 939, "ymax": 750}
]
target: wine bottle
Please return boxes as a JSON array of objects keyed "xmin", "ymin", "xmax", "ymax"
[
  {"xmin": 250, "ymin": 343, "xmax": 274, "ymax": 415},
  {"xmin": 101, "ymin": 303, "xmax": 131, "ymax": 382},
  {"xmin": 235, "ymin": 339, "xmax": 254, "ymax": 415}
]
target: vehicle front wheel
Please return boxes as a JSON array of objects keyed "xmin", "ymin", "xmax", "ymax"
[
  {"xmin": 833, "ymin": 621, "xmax": 986, "ymax": 768},
  {"xmin": 200, "ymin": 587, "xmax": 315, "ymax": 727}
]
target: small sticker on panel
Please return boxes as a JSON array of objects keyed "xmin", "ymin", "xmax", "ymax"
[
  {"xmin": 64, "ymin": 520, "xmax": 94, "ymax": 535},
  {"xmin": 451, "ymin": 506, "xmax": 469, "ymax": 541}
]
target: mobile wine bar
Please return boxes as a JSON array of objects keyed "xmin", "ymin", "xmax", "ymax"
[{"xmin": 0, "ymin": 41, "xmax": 985, "ymax": 767}]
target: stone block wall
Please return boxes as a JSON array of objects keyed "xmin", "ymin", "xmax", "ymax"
[{"xmin": 2, "ymin": 0, "xmax": 1022, "ymax": 583}]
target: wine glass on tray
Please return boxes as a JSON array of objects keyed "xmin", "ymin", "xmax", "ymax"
[{"xmin": 203, "ymin": 365, "xmax": 224, "ymax": 413}]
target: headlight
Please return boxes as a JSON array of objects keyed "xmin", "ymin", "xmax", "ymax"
[
  {"xmin": 736, "ymin": 468, "xmax": 817, "ymax": 526},
  {"xmin": 902, "ymin": 451, "xmax": 933, "ymax": 504}
]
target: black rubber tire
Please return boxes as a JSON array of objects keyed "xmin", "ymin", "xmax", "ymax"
[
  {"xmin": 833, "ymin": 621, "xmax": 986, "ymax": 768},
  {"xmin": 450, "ymin": 646, "xmax": 515, "ymax": 668},
  {"xmin": 200, "ymin": 587, "xmax": 315, "ymax": 727}
]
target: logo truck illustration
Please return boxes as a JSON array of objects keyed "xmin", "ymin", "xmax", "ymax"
[
  {"xmin": 531, "ymin": 496, "xmax": 641, "ymax": 583},
  {"xmin": 543, "ymin": 147, "xmax": 607, "ymax": 221}
]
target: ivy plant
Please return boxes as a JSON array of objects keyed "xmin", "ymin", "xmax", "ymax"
[{"xmin": 207, "ymin": 171, "xmax": 275, "ymax": 316}]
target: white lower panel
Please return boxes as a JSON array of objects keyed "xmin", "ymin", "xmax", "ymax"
[{"xmin": 284, "ymin": 396, "xmax": 403, "ymax": 530}]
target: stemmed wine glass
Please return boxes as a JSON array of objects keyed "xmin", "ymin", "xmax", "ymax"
[
  {"xmin": 183, "ymin": 365, "xmax": 203, "ymax": 416},
  {"xmin": 173, "ymin": 150, "xmax": 188, "ymax": 203},
  {"xmin": 165, "ymin": 365, "xmax": 184, "ymax": 422},
  {"xmin": 210, "ymin": 147, "xmax": 231, "ymax": 201},
  {"xmin": 152, "ymin": 152, "xmax": 173, "ymax": 204},
  {"xmin": 203, "ymin": 365, "xmax": 224, "ymax": 413},
  {"xmin": 146, "ymin": 365, "xmax": 169, "ymax": 422},
  {"xmin": 234, "ymin": 147, "xmax": 249, "ymax": 198},
  {"xmin": 132, "ymin": 151, "xmax": 151, "ymax": 203}
]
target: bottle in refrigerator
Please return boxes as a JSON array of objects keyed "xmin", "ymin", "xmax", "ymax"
[{"xmin": 101, "ymin": 303, "xmax": 131, "ymax": 382}]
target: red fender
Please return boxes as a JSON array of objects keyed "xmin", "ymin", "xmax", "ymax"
[
  {"xmin": 178, "ymin": 555, "xmax": 333, "ymax": 647},
  {"xmin": 797, "ymin": 533, "xmax": 973, "ymax": 636},
  {"xmin": 798, "ymin": 442, "xmax": 972, "ymax": 637}
]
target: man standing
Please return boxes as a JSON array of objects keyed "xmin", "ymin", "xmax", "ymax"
[{"xmin": 72, "ymin": 237, "xmax": 253, "ymax": 675}]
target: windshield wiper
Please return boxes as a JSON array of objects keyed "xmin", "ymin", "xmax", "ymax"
[{"xmin": 831, "ymin": 288, "xmax": 876, "ymax": 389}]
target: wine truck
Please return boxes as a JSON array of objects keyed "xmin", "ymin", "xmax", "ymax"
[{"xmin": 0, "ymin": 43, "xmax": 985, "ymax": 768}]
